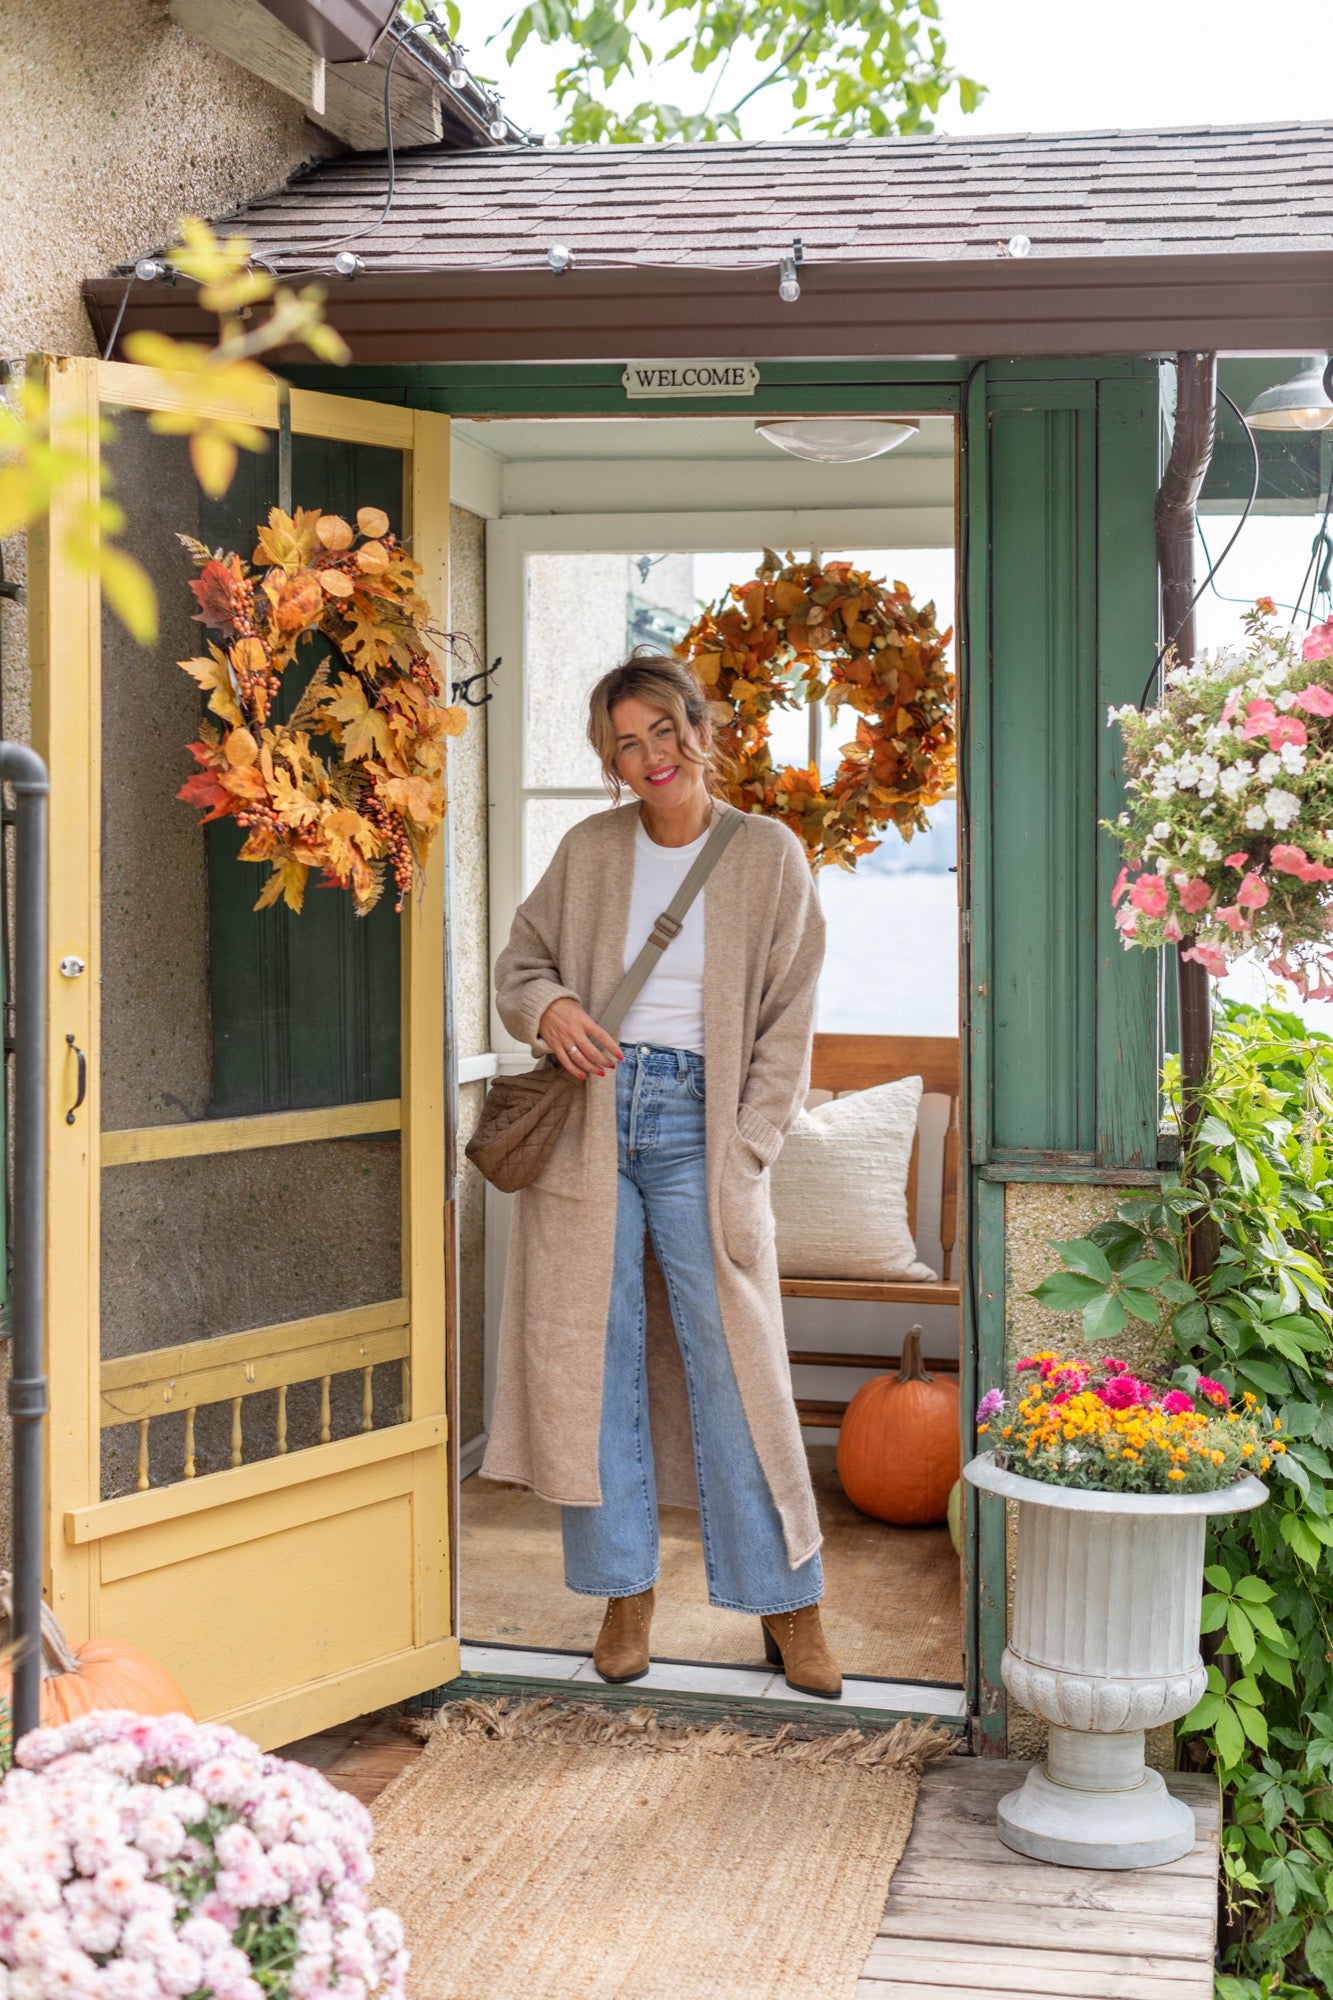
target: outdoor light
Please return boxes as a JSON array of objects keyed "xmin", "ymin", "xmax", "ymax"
[
  {"xmin": 754, "ymin": 418, "xmax": 921, "ymax": 463},
  {"xmin": 547, "ymin": 243, "xmax": 573, "ymax": 273},
  {"xmin": 332, "ymin": 250, "xmax": 364, "ymax": 278},
  {"xmin": 778, "ymin": 256, "xmax": 801, "ymax": 304},
  {"xmin": 1244, "ymin": 356, "xmax": 1333, "ymax": 431},
  {"xmin": 448, "ymin": 65, "xmax": 468, "ymax": 88},
  {"xmin": 1006, "ymin": 234, "xmax": 1032, "ymax": 258},
  {"xmin": 489, "ymin": 116, "xmax": 508, "ymax": 141},
  {"xmin": 133, "ymin": 258, "xmax": 165, "ymax": 282}
]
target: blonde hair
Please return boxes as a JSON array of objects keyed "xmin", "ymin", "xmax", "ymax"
[{"xmin": 587, "ymin": 648, "xmax": 729, "ymax": 802}]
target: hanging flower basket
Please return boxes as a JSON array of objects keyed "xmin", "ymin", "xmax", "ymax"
[
  {"xmin": 1105, "ymin": 607, "xmax": 1333, "ymax": 997},
  {"xmin": 674, "ymin": 551, "xmax": 954, "ymax": 870},
  {"xmin": 176, "ymin": 505, "xmax": 466, "ymax": 917}
]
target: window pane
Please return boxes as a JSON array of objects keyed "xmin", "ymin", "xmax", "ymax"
[
  {"xmin": 525, "ymin": 797, "xmax": 614, "ymax": 894},
  {"xmin": 524, "ymin": 553, "xmax": 695, "ymax": 789},
  {"xmin": 818, "ymin": 801, "xmax": 959, "ymax": 1036}
]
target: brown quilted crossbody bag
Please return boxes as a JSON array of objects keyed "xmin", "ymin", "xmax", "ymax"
[{"xmin": 466, "ymin": 812, "xmax": 741, "ymax": 1193}]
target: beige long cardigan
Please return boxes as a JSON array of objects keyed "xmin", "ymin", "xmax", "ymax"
[{"xmin": 480, "ymin": 797, "xmax": 826, "ymax": 1570}]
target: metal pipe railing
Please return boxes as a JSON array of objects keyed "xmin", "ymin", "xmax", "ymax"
[{"xmin": 0, "ymin": 744, "xmax": 48, "ymax": 1741}]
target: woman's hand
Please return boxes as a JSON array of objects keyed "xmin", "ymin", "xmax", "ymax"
[{"xmin": 538, "ymin": 998, "xmax": 623, "ymax": 1080}]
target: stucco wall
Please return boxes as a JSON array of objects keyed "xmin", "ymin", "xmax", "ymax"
[
  {"xmin": 0, "ymin": 0, "xmax": 339, "ymax": 1551},
  {"xmin": 1003, "ymin": 1179, "xmax": 1176, "ymax": 1768}
]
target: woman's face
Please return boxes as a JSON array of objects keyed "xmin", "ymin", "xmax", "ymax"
[{"xmin": 610, "ymin": 695, "xmax": 710, "ymax": 812}]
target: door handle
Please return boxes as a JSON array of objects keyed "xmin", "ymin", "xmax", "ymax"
[{"xmin": 65, "ymin": 1033, "xmax": 86, "ymax": 1125}]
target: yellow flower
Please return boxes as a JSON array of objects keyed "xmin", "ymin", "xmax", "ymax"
[{"xmin": 1168, "ymin": 1470, "xmax": 1185, "ymax": 1481}]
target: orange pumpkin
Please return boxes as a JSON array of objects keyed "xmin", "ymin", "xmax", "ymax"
[
  {"xmin": 0, "ymin": 1575, "xmax": 194, "ymax": 1725},
  {"xmin": 837, "ymin": 1325, "xmax": 960, "ymax": 1525}
]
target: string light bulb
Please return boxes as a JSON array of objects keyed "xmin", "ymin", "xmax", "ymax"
[
  {"xmin": 448, "ymin": 64, "xmax": 468, "ymax": 88},
  {"xmin": 134, "ymin": 258, "xmax": 165, "ymax": 283},
  {"xmin": 778, "ymin": 255, "xmax": 800, "ymax": 304},
  {"xmin": 489, "ymin": 116, "xmax": 507, "ymax": 140},
  {"xmin": 332, "ymin": 251, "xmax": 364, "ymax": 279},
  {"xmin": 547, "ymin": 243, "xmax": 573, "ymax": 273},
  {"xmin": 1006, "ymin": 234, "xmax": 1032, "ymax": 258}
]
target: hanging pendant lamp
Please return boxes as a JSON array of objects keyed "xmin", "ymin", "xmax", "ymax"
[
  {"xmin": 1243, "ymin": 356, "xmax": 1333, "ymax": 432},
  {"xmin": 754, "ymin": 418, "xmax": 920, "ymax": 463}
]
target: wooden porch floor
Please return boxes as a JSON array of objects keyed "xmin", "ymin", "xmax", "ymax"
[{"xmin": 285, "ymin": 1717, "xmax": 1219, "ymax": 2000}]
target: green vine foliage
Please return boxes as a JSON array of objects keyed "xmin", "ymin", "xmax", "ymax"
[{"xmin": 1036, "ymin": 1000, "xmax": 1333, "ymax": 1996}]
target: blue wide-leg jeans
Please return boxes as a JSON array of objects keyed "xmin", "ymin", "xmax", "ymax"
[{"xmin": 561, "ymin": 1042, "xmax": 824, "ymax": 1615}]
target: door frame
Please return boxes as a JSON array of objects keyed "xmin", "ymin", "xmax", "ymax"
[{"xmin": 28, "ymin": 354, "xmax": 459, "ymax": 1746}]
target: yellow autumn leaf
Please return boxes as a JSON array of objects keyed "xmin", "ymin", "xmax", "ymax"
[
  {"xmin": 189, "ymin": 430, "xmax": 238, "ymax": 500},
  {"xmin": 224, "ymin": 726, "xmax": 259, "ymax": 767},
  {"xmin": 357, "ymin": 506, "xmax": 390, "ymax": 538},
  {"xmin": 255, "ymin": 855, "xmax": 308, "ymax": 914},
  {"xmin": 324, "ymin": 674, "xmax": 393, "ymax": 763},
  {"xmin": 691, "ymin": 652, "xmax": 722, "ymax": 685},
  {"xmin": 439, "ymin": 705, "xmax": 468, "ymax": 737},
  {"xmin": 98, "ymin": 545, "xmax": 158, "ymax": 645},
  {"xmin": 772, "ymin": 581, "xmax": 807, "ymax": 616},
  {"xmin": 319, "ymin": 569, "xmax": 354, "ymax": 599}
]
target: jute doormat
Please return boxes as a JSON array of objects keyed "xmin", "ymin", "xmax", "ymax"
[{"xmin": 371, "ymin": 1699, "xmax": 953, "ymax": 2000}]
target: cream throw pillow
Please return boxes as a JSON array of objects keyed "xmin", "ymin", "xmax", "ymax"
[{"xmin": 771, "ymin": 1075, "xmax": 938, "ymax": 1282}]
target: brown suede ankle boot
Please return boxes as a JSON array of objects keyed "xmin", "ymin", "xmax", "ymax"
[
  {"xmin": 592, "ymin": 1588, "xmax": 655, "ymax": 1684},
  {"xmin": 761, "ymin": 1604, "xmax": 842, "ymax": 1699}
]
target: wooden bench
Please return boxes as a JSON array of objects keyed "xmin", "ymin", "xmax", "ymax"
[{"xmin": 780, "ymin": 1033, "xmax": 961, "ymax": 1430}]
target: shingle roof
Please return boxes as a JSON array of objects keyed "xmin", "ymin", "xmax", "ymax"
[{"xmin": 221, "ymin": 120, "xmax": 1333, "ymax": 273}]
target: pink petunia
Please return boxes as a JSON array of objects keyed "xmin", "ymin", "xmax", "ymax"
[
  {"xmin": 1236, "ymin": 871, "xmax": 1270, "ymax": 910},
  {"xmin": 1269, "ymin": 842, "xmax": 1333, "ymax": 884},
  {"xmin": 1241, "ymin": 697, "xmax": 1279, "ymax": 741},
  {"xmin": 1161, "ymin": 1390, "xmax": 1195, "ymax": 1415},
  {"xmin": 1216, "ymin": 905, "xmax": 1249, "ymax": 933},
  {"xmin": 1115, "ymin": 905, "xmax": 1139, "ymax": 938},
  {"xmin": 1177, "ymin": 877, "xmax": 1212, "ymax": 913},
  {"xmin": 1220, "ymin": 691, "xmax": 1241, "ymax": 725},
  {"xmin": 1163, "ymin": 914, "xmax": 1183, "ymax": 942},
  {"xmin": 1225, "ymin": 851, "xmax": 1249, "ymax": 869},
  {"xmin": 1111, "ymin": 865, "xmax": 1130, "ymax": 907},
  {"xmin": 1299, "ymin": 621, "xmax": 1333, "ymax": 665},
  {"xmin": 1129, "ymin": 873, "xmax": 1169, "ymax": 917},
  {"xmin": 1182, "ymin": 942, "xmax": 1229, "ymax": 978},
  {"xmin": 1269, "ymin": 715, "xmax": 1308, "ymax": 751},
  {"xmin": 1294, "ymin": 680, "xmax": 1333, "ymax": 715}
]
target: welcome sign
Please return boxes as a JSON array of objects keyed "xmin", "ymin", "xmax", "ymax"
[{"xmin": 621, "ymin": 361, "xmax": 761, "ymax": 399}]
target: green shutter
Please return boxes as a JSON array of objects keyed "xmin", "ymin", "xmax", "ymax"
[{"xmin": 969, "ymin": 363, "xmax": 1159, "ymax": 1168}]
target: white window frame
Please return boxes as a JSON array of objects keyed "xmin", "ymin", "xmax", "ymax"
[{"xmin": 485, "ymin": 504, "xmax": 954, "ymax": 1058}]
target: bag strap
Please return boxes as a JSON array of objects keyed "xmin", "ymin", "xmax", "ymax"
[{"xmin": 598, "ymin": 808, "xmax": 743, "ymax": 1038}]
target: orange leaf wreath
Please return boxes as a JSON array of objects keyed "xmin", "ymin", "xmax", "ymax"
[
  {"xmin": 676, "ymin": 550, "xmax": 954, "ymax": 869},
  {"xmin": 176, "ymin": 504, "xmax": 466, "ymax": 915}
]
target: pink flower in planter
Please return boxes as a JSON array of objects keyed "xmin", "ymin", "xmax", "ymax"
[
  {"xmin": 1103, "ymin": 1358, "xmax": 1129, "ymax": 1374},
  {"xmin": 1176, "ymin": 877, "xmax": 1213, "ymax": 913},
  {"xmin": 1236, "ymin": 871, "xmax": 1270, "ymax": 910},
  {"xmin": 1112, "ymin": 865, "xmax": 1131, "ymax": 907},
  {"xmin": 976, "ymin": 1388, "xmax": 1005, "ymax": 1424},
  {"xmin": 1221, "ymin": 691, "xmax": 1241, "ymax": 725},
  {"xmin": 1100, "ymin": 1374, "xmax": 1151, "ymax": 1410},
  {"xmin": 1196, "ymin": 1376, "xmax": 1229, "ymax": 1406},
  {"xmin": 1216, "ymin": 905, "xmax": 1249, "ymax": 933},
  {"xmin": 1225, "ymin": 851, "xmax": 1250, "ymax": 869},
  {"xmin": 1115, "ymin": 905, "xmax": 1139, "ymax": 938},
  {"xmin": 1299, "ymin": 620, "xmax": 1333, "ymax": 664},
  {"xmin": 1129, "ymin": 874, "xmax": 1169, "ymax": 917},
  {"xmin": 1182, "ymin": 942, "xmax": 1229, "ymax": 978},
  {"xmin": 1161, "ymin": 1390, "xmax": 1195, "ymax": 1415},
  {"xmin": 1294, "ymin": 680, "xmax": 1333, "ymax": 714},
  {"xmin": 1241, "ymin": 697, "xmax": 1280, "ymax": 741},
  {"xmin": 1163, "ymin": 915, "xmax": 1184, "ymax": 942}
]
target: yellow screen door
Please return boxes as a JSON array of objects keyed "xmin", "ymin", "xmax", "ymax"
[{"xmin": 30, "ymin": 356, "xmax": 458, "ymax": 1747}]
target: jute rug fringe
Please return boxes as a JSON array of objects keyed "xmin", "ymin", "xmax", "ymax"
[{"xmin": 401, "ymin": 1694, "xmax": 956, "ymax": 1769}]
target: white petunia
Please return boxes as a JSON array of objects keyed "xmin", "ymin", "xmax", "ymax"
[
  {"xmin": 1257, "ymin": 752, "xmax": 1282, "ymax": 782},
  {"xmin": 1198, "ymin": 834, "xmax": 1220, "ymax": 860},
  {"xmin": 1218, "ymin": 760, "xmax": 1255, "ymax": 799},
  {"xmin": 1244, "ymin": 804, "xmax": 1268, "ymax": 829},
  {"xmin": 1266, "ymin": 788, "xmax": 1302, "ymax": 830},
  {"xmin": 1280, "ymin": 742, "xmax": 1307, "ymax": 776}
]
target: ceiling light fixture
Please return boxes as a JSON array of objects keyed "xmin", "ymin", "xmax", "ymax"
[
  {"xmin": 1244, "ymin": 356, "xmax": 1333, "ymax": 432},
  {"xmin": 754, "ymin": 418, "xmax": 920, "ymax": 464}
]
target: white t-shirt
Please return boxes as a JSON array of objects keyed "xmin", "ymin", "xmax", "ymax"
[{"xmin": 617, "ymin": 820, "xmax": 708, "ymax": 1054}]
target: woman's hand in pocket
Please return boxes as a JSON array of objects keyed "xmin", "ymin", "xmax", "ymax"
[{"xmin": 538, "ymin": 998, "xmax": 623, "ymax": 1081}]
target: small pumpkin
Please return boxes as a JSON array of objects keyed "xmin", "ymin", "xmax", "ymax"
[
  {"xmin": 837, "ymin": 1326, "xmax": 961, "ymax": 1526},
  {"xmin": 0, "ymin": 1573, "xmax": 194, "ymax": 1725}
]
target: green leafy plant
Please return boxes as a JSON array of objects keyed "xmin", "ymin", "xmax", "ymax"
[
  {"xmin": 1032, "ymin": 1000, "xmax": 1333, "ymax": 1992},
  {"xmin": 426, "ymin": 1, "xmax": 984, "ymax": 142}
]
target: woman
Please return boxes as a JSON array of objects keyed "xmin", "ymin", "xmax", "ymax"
[{"xmin": 481, "ymin": 648, "xmax": 840, "ymax": 1698}]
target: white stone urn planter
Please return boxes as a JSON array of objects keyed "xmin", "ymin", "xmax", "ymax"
[{"xmin": 964, "ymin": 1450, "xmax": 1267, "ymax": 1869}]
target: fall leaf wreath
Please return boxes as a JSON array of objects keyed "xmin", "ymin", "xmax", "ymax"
[
  {"xmin": 675, "ymin": 552, "xmax": 955, "ymax": 869},
  {"xmin": 176, "ymin": 505, "xmax": 466, "ymax": 916}
]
